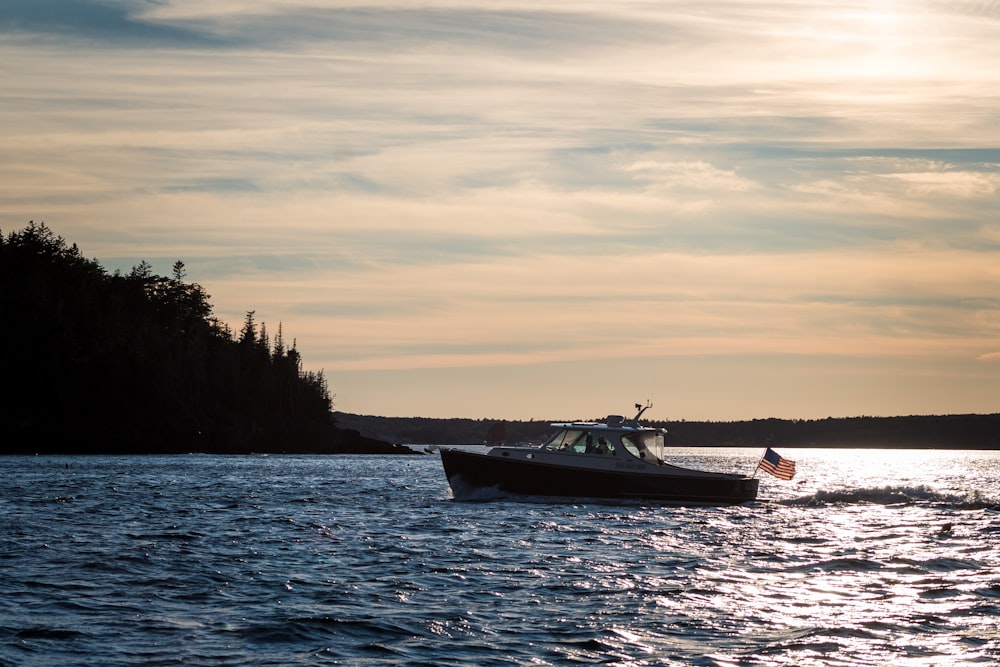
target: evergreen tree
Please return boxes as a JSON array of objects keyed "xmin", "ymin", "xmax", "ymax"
[{"xmin": 0, "ymin": 222, "xmax": 352, "ymax": 454}]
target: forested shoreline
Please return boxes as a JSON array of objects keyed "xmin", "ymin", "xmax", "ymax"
[{"xmin": 0, "ymin": 222, "xmax": 409, "ymax": 455}]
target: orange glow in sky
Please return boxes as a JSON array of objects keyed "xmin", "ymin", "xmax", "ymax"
[{"xmin": 3, "ymin": 1, "xmax": 999, "ymax": 420}]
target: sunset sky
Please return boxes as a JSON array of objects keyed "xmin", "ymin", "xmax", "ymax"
[{"xmin": 3, "ymin": 0, "xmax": 999, "ymax": 421}]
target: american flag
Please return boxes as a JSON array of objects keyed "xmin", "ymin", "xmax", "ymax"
[{"xmin": 757, "ymin": 448, "xmax": 796, "ymax": 480}]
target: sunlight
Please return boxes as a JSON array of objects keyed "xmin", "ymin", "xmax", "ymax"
[
  {"xmin": 849, "ymin": 3, "xmax": 921, "ymax": 79},
  {"xmin": 857, "ymin": 1, "xmax": 904, "ymax": 32},
  {"xmin": 790, "ymin": 1, "xmax": 931, "ymax": 84}
]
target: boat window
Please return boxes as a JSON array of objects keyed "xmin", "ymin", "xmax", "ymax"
[
  {"xmin": 543, "ymin": 429, "xmax": 586, "ymax": 451},
  {"xmin": 593, "ymin": 434, "xmax": 615, "ymax": 455},
  {"xmin": 621, "ymin": 431, "xmax": 664, "ymax": 463},
  {"xmin": 621, "ymin": 434, "xmax": 642, "ymax": 459}
]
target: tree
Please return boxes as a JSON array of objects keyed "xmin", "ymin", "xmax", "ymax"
[
  {"xmin": 130, "ymin": 260, "xmax": 153, "ymax": 280},
  {"xmin": 172, "ymin": 260, "xmax": 187, "ymax": 282},
  {"xmin": 1, "ymin": 222, "xmax": 342, "ymax": 454}
]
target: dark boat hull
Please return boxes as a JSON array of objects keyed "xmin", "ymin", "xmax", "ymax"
[{"xmin": 440, "ymin": 448, "xmax": 758, "ymax": 504}]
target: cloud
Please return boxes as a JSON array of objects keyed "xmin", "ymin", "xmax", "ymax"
[
  {"xmin": 882, "ymin": 170, "xmax": 1000, "ymax": 198},
  {"xmin": 137, "ymin": 3, "xmax": 672, "ymax": 56},
  {"xmin": 623, "ymin": 160, "xmax": 756, "ymax": 193},
  {"xmin": 0, "ymin": 0, "xmax": 225, "ymax": 46},
  {"xmin": 4, "ymin": 0, "xmax": 1000, "ymax": 418}
]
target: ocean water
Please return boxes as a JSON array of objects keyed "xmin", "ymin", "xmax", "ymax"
[{"xmin": 1, "ymin": 449, "xmax": 998, "ymax": 666}]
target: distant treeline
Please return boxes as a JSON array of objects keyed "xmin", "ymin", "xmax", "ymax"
[
  {"xmin": 659, "ymin": 414, "xmax": 1000, "ymax": 449},
  {"xmin": 335, "ymin": 412, "xmax": 1000, "ymax": 449},
  {"xmin": 0, "ymin": 222, "xmax": 407, "ymax": 455},
  {"xmin": 333, "ymin": 412, "xmax": 559, "ymax": 446}
]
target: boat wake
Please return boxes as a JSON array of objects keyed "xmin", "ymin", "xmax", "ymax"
[
  {"xmin": 780, "ymin": 485, "xmax": 1000, "ymax": 510},
  {"xmin": 448, "ymin": 480, "xmax": 510, "ymax": 502}
]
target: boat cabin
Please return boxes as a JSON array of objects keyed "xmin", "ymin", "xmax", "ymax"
[{"xmin": 541, "ymin": 415, "xmax": 665, "ymax": 464}]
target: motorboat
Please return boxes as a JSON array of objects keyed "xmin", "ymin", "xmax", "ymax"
[{"xmin": 439, "ymin": 404, "xmax": 759, "ymax": 504}]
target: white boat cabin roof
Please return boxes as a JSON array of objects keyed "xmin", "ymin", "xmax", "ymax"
[{"xmin": 550, "ymin": 415, "xmax": 664, "ymax": 433}]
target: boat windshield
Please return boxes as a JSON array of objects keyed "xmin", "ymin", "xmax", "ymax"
[
  {"xmin": 543, "ymin": 428, "xmax": 584, "ymax": 451},
  {"xmin": 621, "ymin": 430, "xmax": 665, "ymax": 463},
  {"xmin": 543, "ymin": 428, "xmax": 616, "ymax": 455}
]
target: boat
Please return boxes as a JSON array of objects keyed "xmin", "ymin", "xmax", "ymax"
[{"xmin": 439, "ymin": 404, "xmax": 759, "ymax": 504}]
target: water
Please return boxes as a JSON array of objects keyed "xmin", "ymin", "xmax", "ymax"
[{"xmin": 1, "ymin": 449, "xmax": 999, "ymax": 666}]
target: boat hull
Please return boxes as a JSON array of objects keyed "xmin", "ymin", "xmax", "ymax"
[{"xmin": 440, "ymin": 448, "xmax": 759, "ymax": 504}]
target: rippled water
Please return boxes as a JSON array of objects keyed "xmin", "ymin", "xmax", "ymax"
[{"xmin": 2, "ymin": 449, "xmax": 999, "ymax": 666}]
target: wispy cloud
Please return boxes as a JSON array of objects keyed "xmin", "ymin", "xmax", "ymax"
[{"xmin": 3, "ymin": 0, "xmax": 1000, "ymax": 418}]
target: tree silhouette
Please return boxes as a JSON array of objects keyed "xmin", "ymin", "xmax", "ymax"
[{"xmin": 0, "ymin": 221, "xmax": 399, "ymax": 454}]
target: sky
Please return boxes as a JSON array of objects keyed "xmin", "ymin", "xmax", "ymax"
[{"xmin": 3, "ymin": 0, "xmax": 1000, "ymax": 422}]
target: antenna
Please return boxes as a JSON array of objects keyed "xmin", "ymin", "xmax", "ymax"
[{"xmin": 633, "ymin": 400, "xmax": 652, "ymax": 422}]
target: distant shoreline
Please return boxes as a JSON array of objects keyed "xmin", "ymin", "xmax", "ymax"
[{"xmin": 334, "ymin": 412, "xmax": 1000, "ymax": 450}]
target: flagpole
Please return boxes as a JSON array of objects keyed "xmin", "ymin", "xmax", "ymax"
[{"xmin": 750, "ymin": 449, "xmax": 767, "ymax": 479}]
